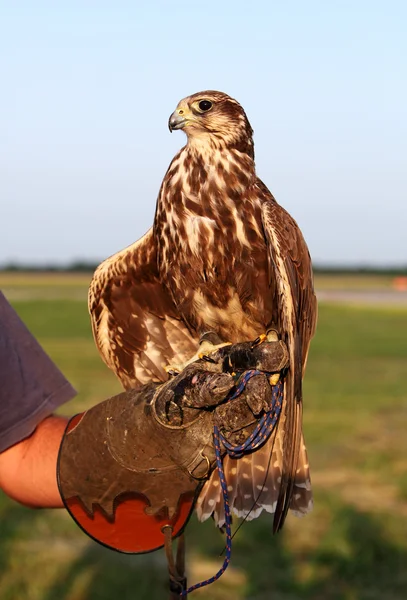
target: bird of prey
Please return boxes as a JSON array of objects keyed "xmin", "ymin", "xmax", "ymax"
[{"xmin": 89, "ymin": 91, "xmax": 317, "ymax": 532}]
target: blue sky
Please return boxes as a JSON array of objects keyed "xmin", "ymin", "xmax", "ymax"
[{"xmin": 1, "ymin": 1, "xmax": 406, "ymax": 266}]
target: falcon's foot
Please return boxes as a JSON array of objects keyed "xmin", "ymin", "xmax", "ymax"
[
  {"xmin": 250, "ymin": 330, "xmax": 281, "ymax": 384},
  {"xmin": 251, "ymin": 329, "xmax": 279, "ymax": 348},
  {"xmin": 164, "ymin": 332, "xmax": 231, "ymax": 376},
  {"xmin": 198, "ymin": 340, "xmax": 232, "ymax": 362}
]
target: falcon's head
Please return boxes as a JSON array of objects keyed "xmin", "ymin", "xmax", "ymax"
[{"xmin": 168, "ymin": 91, "xmax": 254, "ymax": 157}]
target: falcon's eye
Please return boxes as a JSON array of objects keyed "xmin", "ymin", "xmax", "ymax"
[{"xmin": 198, "ymin": 100, "xmax": 213, "ymax": 112}]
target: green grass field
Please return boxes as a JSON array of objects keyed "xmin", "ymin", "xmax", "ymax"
[{"xmin": 0, "ymin": 274, "xmax": 406, "ymax": 600}]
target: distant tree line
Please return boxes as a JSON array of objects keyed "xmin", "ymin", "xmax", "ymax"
[
  {"xmin": 311, "ymin": 265, "xmax": 407, "ymax": 276},
  {"xmin": 0, "ymin": 261, "xmax": 100, "ymax": 273},
  {"xmin": 0, "ymin": 261, "xmax": 406, "ymax": 276}
]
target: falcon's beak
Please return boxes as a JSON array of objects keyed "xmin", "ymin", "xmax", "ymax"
[{"xmin": 168, "ymin": 110, "xmax": 187, "ymax": 133}]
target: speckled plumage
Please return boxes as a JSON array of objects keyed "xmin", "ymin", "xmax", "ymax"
[{"xmin": 89, "ymin": 91, "xmax": 317, "ymax": 531}]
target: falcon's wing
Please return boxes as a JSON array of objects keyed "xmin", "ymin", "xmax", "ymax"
[
  {"xmin": 260, "ymin": 193, "xmax": 317, "ymax": 532},
  {"xmin": 88, "ymin": 228, "xmax": 199, "ymax": 389}
]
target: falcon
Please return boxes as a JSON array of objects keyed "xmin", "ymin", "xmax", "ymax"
[{"xmin": 89, "ymin": 91, "xmax": 317, "ymax": 532}]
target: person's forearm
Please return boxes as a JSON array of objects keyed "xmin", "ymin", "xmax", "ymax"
[{"xmin": 0, "ymin": 415, "xmax": 68, "ymax": 507}]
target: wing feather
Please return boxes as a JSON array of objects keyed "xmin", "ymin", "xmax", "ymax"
[
  {"xmin": 260, "ymin": 195, "xmax": 317, "ymax": 531},
  {"xmin": 88, "ymin": 228, "xmax": 199, "ymax": 388}
]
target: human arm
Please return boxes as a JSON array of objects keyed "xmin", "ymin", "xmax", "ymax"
[
  {"xmin": 0, "ymin": 414, "xmax": 68, "ymax": 507},
  {"xmin": 0, "ymin": 291, "xmax": 76, "ymax": 507}
]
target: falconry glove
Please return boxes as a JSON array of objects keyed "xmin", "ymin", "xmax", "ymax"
[{"xmin": 57, "ymin": 338, "xmax": 288, "ymax": 554}]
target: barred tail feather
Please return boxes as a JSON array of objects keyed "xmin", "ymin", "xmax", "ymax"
[
  {"xmin": 196, "ymin": 433, "xmax": 312, "ymax": 528},
  {"xmin": 290, "ymin": 436, "xmax": 313, "ymax": 517}
]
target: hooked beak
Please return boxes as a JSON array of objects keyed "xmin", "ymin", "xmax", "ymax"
[{"xmin": 168, "ymin": 111, "xmax": 187, "ymax": 132}]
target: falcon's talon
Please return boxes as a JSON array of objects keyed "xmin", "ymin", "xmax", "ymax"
[
  {"xmin": 167, "ymin": 369, "xmax": 180, "ymax": 377},
  {"xmin": 251, "ymin": 333, "xmax": 267, "ymax": 349},
  {"xmin": 200, "ymin": 354, "xmax": 217, "ymax": 363},
  {"xmin": 164, "ymin": 365, "xmax": 181, "ymax": 377}
]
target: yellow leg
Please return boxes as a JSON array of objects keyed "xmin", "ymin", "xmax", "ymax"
[
  {"xmin": 164, "ymin": 340, "xmax": 232, "ymax": 376},
  {"xmin": 198, "ymin": 340, "xmax": 232, "ymax": 360}
]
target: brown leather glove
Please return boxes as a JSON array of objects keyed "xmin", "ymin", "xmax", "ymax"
[{"xmin": 57, "ymin": 338, "xmax": 288, "ymax": 553}]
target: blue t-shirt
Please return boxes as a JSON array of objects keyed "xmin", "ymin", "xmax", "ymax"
[{"xmin": 0, "ymin": 291, "xmax": 76, "ymax": 452}]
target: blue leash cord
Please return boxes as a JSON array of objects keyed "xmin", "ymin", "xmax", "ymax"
[
  {"xmin": 221, "ymin": 370, "xmax": 283, "ymax": 459},
  {"xmin": 181, "ymin": 371, "xmax": 283, "ymax": 596}
]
